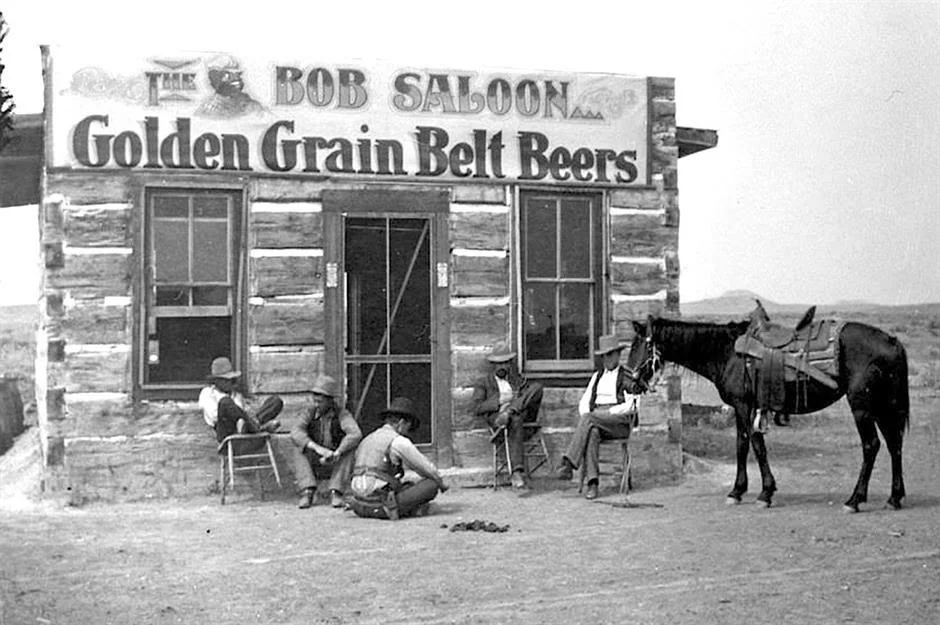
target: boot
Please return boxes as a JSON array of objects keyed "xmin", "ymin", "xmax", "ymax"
[
  {"xmin": 330, "ymin": 490, "xmax": 345, "ymax": 508},
  {"xmin": 584, "ymin": 480, "xmax": 599, "ymax": 500},
  {"xmin": 298, "ymin": 487, "xmax": 314, "ymax": 509},
  {"xmin": 510, "ymin": 470, "xmax": 528, "ymax": 490},
  {"xmin": 554, "ymin": 457, "xmax": 574, "ymax": 481}
]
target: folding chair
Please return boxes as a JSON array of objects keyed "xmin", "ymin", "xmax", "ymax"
[
  {"xmin": 218, "ymin": 433, "xmax": 282, "ymax": 505},
  {"xmin": 490, "ymin": 422, "xmax": 553, "ymax": 489}
]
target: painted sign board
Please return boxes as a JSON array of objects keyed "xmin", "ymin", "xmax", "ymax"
[{"xmin": 46, "ymin": 48, "xmax": 649, "ymax": 186}]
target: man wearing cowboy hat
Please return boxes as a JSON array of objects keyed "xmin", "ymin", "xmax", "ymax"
[
  {"xmin": 290, "ymin": 374, "xmax": 362, "ymax": 509},
  {"xmin": 198, "ymin": 356, "xmax": 283, "ymax": 445},
  {"xmin": 555, "ymin": 334, "xmax": 644, "ymax": 499},
  {"xmin": 349, "ymin": 397, "xmax": 448, "ymax": 520},
  {"xmin": 472, "ymin": 343, "xmax": 544, "ymax": 489}
]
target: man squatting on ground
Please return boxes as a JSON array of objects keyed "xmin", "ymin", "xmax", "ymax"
[
  {"xmin": 199, "ymin": 357, "xmax": 283, "ymax": 450},
  {"xmin": 472, "ymin": 344, "xmax": 544, "ymax": 489},
  {"xmin": 349, "ymin": 397, "xmax": 448, "ymax": 520},
  {"xmin": 290, "ymin": 374, "xmax": 362, "ymax": 509},
  {"xmin": 555, "ymin": 334, "xmax": 643, "ymax": 499}
]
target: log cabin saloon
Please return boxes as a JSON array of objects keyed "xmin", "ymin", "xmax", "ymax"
[{"xmin": 35, "ymin": 47, "xmax": 716, "ymax": 501}]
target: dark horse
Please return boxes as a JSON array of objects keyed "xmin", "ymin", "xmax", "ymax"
[{"xmin": 625, "ymin": 314, "xmax": 910, "ymax": 512}]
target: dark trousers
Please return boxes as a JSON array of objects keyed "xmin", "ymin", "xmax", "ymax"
[
  {"xmin": 214, "ymin": 396, "xmax": 283, "ymax": 452},
  {"xmin": 291, "ymin": 446, "xmax": 356, "ymax": 494},
  {"xmin": 350, "ymin": 478, "xmax": 440, "ymax": 520},
  {"xmin": 486, "ymin": 382, "xmax": 544, "ymax": 471},
  {"xmin": 563, "ymin": 408, "xmax": 633, "ymax": 483}
]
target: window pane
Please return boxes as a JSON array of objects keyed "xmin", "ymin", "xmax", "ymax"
[
  {"xmin": 153, "ymin": 196, "xmax": 188, "ymax": 218},
  {"xmin": 560, "ymin": 198, "xmax": 591, "ymax": 278},
  {"xmin": 194, "ymin": 196, "xmax": 229, "ymax": 219},
  {"xmin": 148, "ymin": 317, "xmax": 231, "ymax": 383},
  {"xmin": 192, "ymin": 221, "xmax": 229, "ymax": 282},
  {"xmin": 193, "ymin": 286, "xmax": 229, "ymax": 306},
  {"xmin": 524, "ymin": 198, "xmax": 556, "ymax": 278},
  {"xmin": 558, "ymin": 283, "xmax": 591, "ymax": 359},
  {"xmin": 345, "ymin": 218, "xmax": 388, "ymax": 356},
  {"xmin": 389, "ymin": 218, "xmax": 431, "ymax": 356},
  {"xmin": 154, "ymin": 220, "xmax": 189, "ymax": 282},
  {"xmin": 347, "ymin": 362, "xmax": 387, "ymax": 437},
  {"xmin": 156, "ymin": 287, "xmax": 188, "ymax": 306},
  {"xmin": 390, "ymin": 363, "xmax": 432, "ymax": 445},
  {"xmin": 523, "ymin": 283, "xmax": 556, "ymax": 360}
]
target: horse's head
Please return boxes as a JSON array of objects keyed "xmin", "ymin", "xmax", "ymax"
[{"xmin": 625, "ymin": 316, "xmax": 664, "ymax": 393}]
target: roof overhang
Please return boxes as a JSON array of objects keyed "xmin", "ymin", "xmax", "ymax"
[{"xmin": 677, "ymin": 126, "xmax": 718, "ymax": 158}]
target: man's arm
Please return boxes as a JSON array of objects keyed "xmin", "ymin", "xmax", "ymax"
[
  {"xmin": 290, "ymin": 407, "xmax": 317, "ymax": 449},
  {"xmin": 333, "ymin": 409, "xmax": 363, "ymax": 457},
  {"xmin": 471, "ymin": 378, "xmax": 500, "ymax": 416},
  {"xmin": 390, "ymin": 437, "xmax": 445, "ymax": 488},
  {"xmin": 577, "ymin": 372, "xmax": 599, "ymax": 416}
]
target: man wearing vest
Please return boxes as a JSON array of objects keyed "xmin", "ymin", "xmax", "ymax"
[
  {"xmin": 472, "ymin": 344, "xmax": 544, "ymax": 489},
  {"xmin": 290, "ymin": 374, "xmax": 362, "ymax": 509},
  {"xmin": 349, "ymin": 397, "xmax": 448, "ymax": 520},
  {"xmin": 555, "ymin": 334, "xmax": 643, "ymax": 500}
]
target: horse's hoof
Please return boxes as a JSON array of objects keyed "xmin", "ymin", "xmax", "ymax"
[
  {"xmin": 755, "ymin": 499, "xmax": 771, "ymax": 509},
  {"xmin": 885, "ymin": 499, "xmax": 903, "ymax": 511},
  {"xmin": 725, "ymin": 497, "xmax": 741, "ymax": 506},
  {"xmin": 842, "ymin": 504, "xmax": 859, "ymax": 514}
]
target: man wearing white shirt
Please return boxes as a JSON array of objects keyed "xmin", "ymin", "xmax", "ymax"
[{"xmin": 555, "ymin": 335, "xmax": 643, "ymax": 499}]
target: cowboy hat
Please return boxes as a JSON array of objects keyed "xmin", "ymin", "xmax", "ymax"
[
  {"xmin": 594, "ymin": 334, "xmax": 628, "ymax": 356},
  {"xmin": 208, "ymin": 357, "xmax": 241, "ymax": 379},
  {"xmin": 311, "ymin": 374, "xmax": 338, "ymax": 397},
  {"xmin": 486, "ymin": 343, "xmax": 516, "ymax": 363},
  {"xmin": 381, "ymin": 397, "xmax": 420, "ymax": 429}
]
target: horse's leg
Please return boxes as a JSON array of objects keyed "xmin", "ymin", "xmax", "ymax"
[
  {"xmin": 726, "ymin": 405, "xmax": 751, "ymax": 504},
  {"xmin": 876, "ymin": 417, "xmax": 906, "ymax": 510},
  {"xmin": 844, "ymin": 405, "xmax": 880, "ymax": 513},
  {"xmin": 749, "ymin": 430, "xmax": 777, "ymax": 508}
]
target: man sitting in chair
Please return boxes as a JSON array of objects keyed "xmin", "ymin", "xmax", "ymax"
[
  {"xmin": 290, "ymin": 374, "xmax": 362, "ymax": 509},
  {"xmin": 555, "ymin": 335, "xmax": 643, "ymax": 500},
  {"xmin": 472, "ymin": 344, "xmax": 544, "ymax": 489},
  {"xmin": 199, "ymin": 356, "xmax": 283, "ymax": 447},
  {"xmin": 348, "ymin": 397, "xmax": 448, "ymax": 520}
]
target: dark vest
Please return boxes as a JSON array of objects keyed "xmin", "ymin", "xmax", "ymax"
[
  {"xmin": 305, "ymin": 405, "xmax": 346, "ymax": 450},
  {"xmin": 588, "ymin": 366, "xmax": 634, "ymax": 412}
]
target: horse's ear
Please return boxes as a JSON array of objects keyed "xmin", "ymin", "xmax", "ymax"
[{"xmin": 646, "ymin": 314, "xmax": 654, "ymax": 336}]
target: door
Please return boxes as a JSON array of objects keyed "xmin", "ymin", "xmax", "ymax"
[{"xmin": 323, "ymin": 189, "xmax": 452, "ymax": 464}]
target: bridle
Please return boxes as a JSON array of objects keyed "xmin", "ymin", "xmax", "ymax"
[{"xmin": 626, "ymin": 332, "xmax": 664, "ymax": 394}]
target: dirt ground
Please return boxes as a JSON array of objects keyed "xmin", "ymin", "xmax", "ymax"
[{"xmin": 1, "ymin": 391, "xmax": 938, "ymax": 625}]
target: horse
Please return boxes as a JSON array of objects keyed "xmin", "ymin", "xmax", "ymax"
[{"xmin": 624, "ymin": 311, "xmax": 910, "ymax": 512}]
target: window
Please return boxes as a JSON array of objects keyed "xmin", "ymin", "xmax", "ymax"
[
  {"xmin": 140, "ymin": 189, "xmax": 244, "ymax": 393},
  {"xmin": 520, "ymin": 191, "xmax": 603, "ymax": 372}
]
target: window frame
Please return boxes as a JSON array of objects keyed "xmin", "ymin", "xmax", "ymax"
[
  {"xmin": 517, "ymin": 188, "xmax": 605, "ymax": 377},
  {"xmin": 135, "ymin": 184, "xmax": 248, "ymax": 400}
]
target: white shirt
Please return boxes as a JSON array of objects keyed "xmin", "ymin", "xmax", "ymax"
[
  {"xmin": 198, "ymin": 385, "xmax": 246, "ymax": 428},
  {"xmin": 578, "ymin": 368, "xmax": 640, "ymax": 417},
  {"xmin": 495, "ymin": 377, "xmax": 515, "ymax": 411}
]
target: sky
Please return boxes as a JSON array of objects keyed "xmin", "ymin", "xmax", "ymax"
[{"xmin": 0, "ymin": 0, "xmax": 938, "ymax": 306}]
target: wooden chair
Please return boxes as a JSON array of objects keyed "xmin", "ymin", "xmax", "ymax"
[
  {"xmin": 490, "ymin": 422, "xmax": 553, "ymax": 489},
  {"xmin": 217, "ymin": 433, "xmax": 282, "ymax": 505}
]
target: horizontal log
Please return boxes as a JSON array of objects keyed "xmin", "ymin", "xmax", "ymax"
[
  {"xmin": 251, "ymin": 178, "xmax": 326, "ymax": 201},
  {"xmin": 451, "ymin": 254, "xmax": 508, "ymax": 297},
  {"xmin": 249, "ymin": 347, "xmax": 323, "ymax": 394},
  {"xmin": 610, "ymin": 214, "xmax": 678, "ymax": 258},
  {"xmin": 65, "ymin": 397, "xmax": 206, "ymax": 438},
  {"xmin": 249, "ymin": 298, "xmax": 324, "ymax": 346},
  {"xmin": 47, "ymin": 253, "xmax": 131, "ymax": 299},
  {"xmin": 612, "ymin": 298, "xmax": 666, "ymax": 328},
  {"xmin": 451, "ymin": 303, "xmax": 509, "ymax": 348},
  {"xmin": 648, "ymin": 76, "xmax": 675, "ymax": 99},
  {"xmin": 251, "ymin": 210, "xmax": 323, "ymax": 249},
  {"xmin": 609, "ymin": 188, "xmax": 662, "ymax": 209},
  {"xmin": 451, "ymin": 185, "xmax": 506, "ymax": 204},
  {"xmin": 449, "ymin": 212, "xmax": 509, "ymax": 250},
  {"xmin": 64, "ymin": 206, "xmax": 132, "ymax": 247},
  {"xmin": 610, "ymin": 261, "xmax": 667, "ymax": 294},
  {"xmin": 64, "ymin": 303, "xmax": 130, "ymax": 345},
  {"xmin": 452, "ymin": 350, "xmax": 491, "ymax": 388},
  {"xmin": 250, "ymin": 255, "xmax": 322, "ymax": 298},
  {"xmin": 651, "ymin": 98, "xmax": 676, "ymax": 119},
  {"xmin": 47, "ymin": 171, "xmax": 136, "ymax": 204},
  {"xmin": 50, "ymin": 350, "xmax": 129, "ymax": 393}
]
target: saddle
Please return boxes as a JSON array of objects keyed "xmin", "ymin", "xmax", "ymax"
[{"xmin": 735, "ymin": 301, "xmax": 841, "ymax": 414}]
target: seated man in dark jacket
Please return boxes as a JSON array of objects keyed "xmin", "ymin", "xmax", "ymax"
[
  {"xmin": 472, "ymin": 344, "xmax": 544, "ymax": 489},
  {"xmin": 290, "ymin": 374, "xmax": 362, "ymax": 509}
]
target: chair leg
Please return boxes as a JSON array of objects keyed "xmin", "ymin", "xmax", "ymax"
[
  {"xmin": 620, "ymin": 442, "xmax": 631, "ymax": 495},
  {"xmin": 219, "ymin": 454, "xmax": 227, "ymax": 505},
  {"xmin": 492, "ymin": 432, "xmax": 500, "ymax": 490},
  {"xmin": 266, "ymin": 439, "xmax": 282, "ymax": 487},
  {"xmin": 227, "ymin": 441, "xmax": 236, "ymax": 494},
  {"xmin": 540, "ymin": 434, "xmax": 554, "ymax": 472}
]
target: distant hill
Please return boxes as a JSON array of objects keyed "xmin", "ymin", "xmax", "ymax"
[{"xmin": 681, "ymin": 290, "xmax": 940, "ymax": 318}]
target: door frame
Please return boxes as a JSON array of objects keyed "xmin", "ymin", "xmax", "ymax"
[{"xmin": 322, "ymin": 188, "xmax": 453, "ymax": 467}]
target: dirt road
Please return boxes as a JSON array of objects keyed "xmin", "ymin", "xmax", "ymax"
[{"xmin": 2, "ymin": 392, "xmax": 938, "ymax": 625}]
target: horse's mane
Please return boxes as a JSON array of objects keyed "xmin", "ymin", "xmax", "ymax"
[{"xmin": 653, "ymin": 316, "xmax": 750, "ymax": 353}]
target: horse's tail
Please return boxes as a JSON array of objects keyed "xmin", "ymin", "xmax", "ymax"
[{"xmin": 888, "ymin": 338, "xmax": 911, "ymax": 434}]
